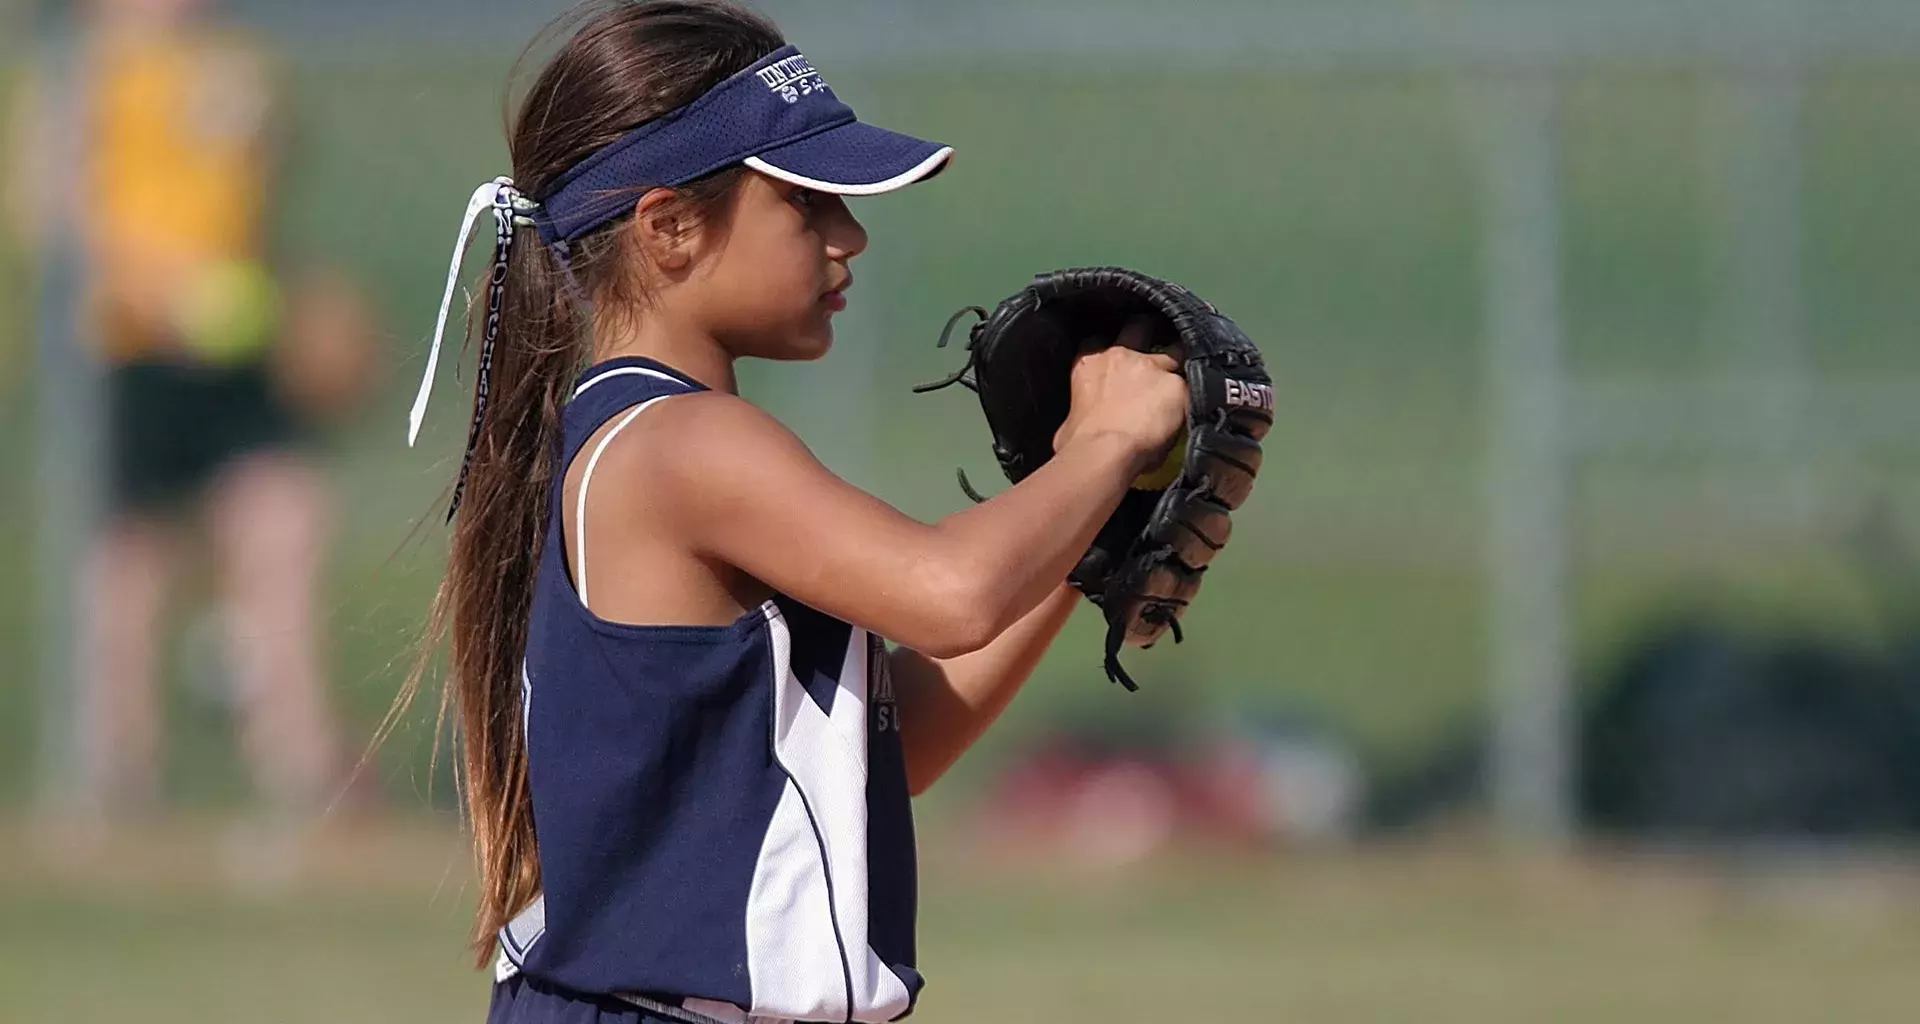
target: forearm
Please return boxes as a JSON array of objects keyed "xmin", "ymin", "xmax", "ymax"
[
  {"xmin": 931, "ymin": 432, "xmax": 1140, "ymax": 640},
  {"xmin": 670, "ymin": 397, "xmax": 1146, "ymax": 660},
  {"xmin": 892, "ymin": 582, "xmax": 1081, "ymax": 795}
]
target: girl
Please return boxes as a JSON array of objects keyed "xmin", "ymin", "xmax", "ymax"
[{"xmin": 404, "ymin": 3, "xmax": 1187, "ymax": 1022}]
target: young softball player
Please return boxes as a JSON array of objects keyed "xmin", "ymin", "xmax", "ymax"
[{"xmin": 405, "ymin": 3, "xmax": 1186, "ymax": 1021}]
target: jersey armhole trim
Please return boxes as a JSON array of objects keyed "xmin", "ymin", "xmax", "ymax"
[{"xmin": 573, "ymin": 394, "xmax": 675, "ymax": 612}]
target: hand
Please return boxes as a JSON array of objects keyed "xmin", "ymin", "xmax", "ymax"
[
  {"xmin": 275, "ymin": 269, "xmax": 383, "ymax": 422},
  {"xmin": 1053, "ymin": 319, "xmax": 1188, "ymax": 473}
]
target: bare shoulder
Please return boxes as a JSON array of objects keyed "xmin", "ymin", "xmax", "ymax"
[
  {"xmin": 625, "ymin": 389, "xmax": 811, "ymax": 465},
  {"xmin": 630, "ymin": 388, "xmax": 792, "ymax": 439},
  {"xmin": 573, "ymin": 390, "xmax": 822, "ymax": 508}
]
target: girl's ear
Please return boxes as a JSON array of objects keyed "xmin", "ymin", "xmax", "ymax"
[{"xmin": 631, "ymin": 189, "xmax": 696, "ymax": 272}]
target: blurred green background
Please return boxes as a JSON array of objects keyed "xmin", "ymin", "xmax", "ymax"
[{"xmin": 4, "ymin": 1, "xmax": 1920, "ymax": 1021}]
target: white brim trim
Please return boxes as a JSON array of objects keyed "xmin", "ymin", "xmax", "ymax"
[{"xmin": 743, "ymin": 146, "xmax": 954, "ymax": 196}]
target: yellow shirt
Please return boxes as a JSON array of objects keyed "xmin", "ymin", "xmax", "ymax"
[{"xmin": 84, "ymin": 28, "xmax": 275, "ymax": 362}]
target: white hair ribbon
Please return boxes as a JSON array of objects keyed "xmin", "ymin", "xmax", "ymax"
[
  {"xmin": 409, "ymin": 176, "xmax": 540, "ymax": 519},
  {"xmin": 408, "ymin": 177, "xmax": 540, "ymax": 445}
]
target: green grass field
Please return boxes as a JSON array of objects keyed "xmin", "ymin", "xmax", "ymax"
[{"xmin": 6, "ymin": 824, "xmax": 1920, "ymax": 1023}]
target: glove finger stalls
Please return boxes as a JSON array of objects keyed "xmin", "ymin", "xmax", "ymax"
[
  {"xmin": 1189, "ymin": 427, "xmax": 1262, "ymax": 509},
  {"xmin": 1114, "ymin": 561, "xmax": 1202, "ymax": 647},
  {"xmin": 1133, "ymin": 558, "xmax": 1204, "ymax": 603},
  {"xmin": 1227, "ymin": 403, "xmax": 1275, "ymax": 444},
  {"xmin": 1126, "ymin": 617, "xmax": 1173, "ymax": 649},
  {"xmin": 1152, "ymin": 488, "xmax": 1233, "ymax": 570}
]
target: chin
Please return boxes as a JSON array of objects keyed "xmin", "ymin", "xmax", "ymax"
[
  {"xmin": 735, "ymin": 321, "xmax": 834, "ymax": 362},
  {"xmin": 788, "ymin": 323, "xmax": 835, "ymax": 361}
]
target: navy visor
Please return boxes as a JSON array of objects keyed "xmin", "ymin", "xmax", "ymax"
[{"xmin": 531, "ymin": 45, "xmax": 952, "ymax": 247}]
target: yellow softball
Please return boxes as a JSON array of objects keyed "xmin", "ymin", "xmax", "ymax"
[{"xmin": 1132, "ymin": 427, "xmax": 1188, "ymax": 491}]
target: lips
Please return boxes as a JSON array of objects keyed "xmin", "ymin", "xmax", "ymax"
[{"xmin": 822, "ymin": 275, "xmax": 852, "ymax": 311}]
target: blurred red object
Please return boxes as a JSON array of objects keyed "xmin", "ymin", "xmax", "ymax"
[{"xmin": 970, "ymin": 721, "xmax": 1361, "ymax": 866}]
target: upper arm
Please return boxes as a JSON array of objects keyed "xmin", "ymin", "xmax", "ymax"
[{"xmin": 635, "ymin": 393, "xmax": 997, "ymax": 657}]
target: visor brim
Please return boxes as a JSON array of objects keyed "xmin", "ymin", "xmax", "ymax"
[{"xmin": 745, "ymin": 121, "xmax": 953, "ymax": 196}]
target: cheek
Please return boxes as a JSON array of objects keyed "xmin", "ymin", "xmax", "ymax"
[{"xmin": 714, "ymin": 230, "xmax": 820, "ymax": 317}]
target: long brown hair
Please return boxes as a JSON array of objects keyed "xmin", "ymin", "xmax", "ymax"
[{"xmin": 390, "ymin": 0, "xmax": 784, "ymax": 964}]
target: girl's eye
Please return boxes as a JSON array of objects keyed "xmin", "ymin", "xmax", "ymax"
[{"xmin": 789, "ymin": 187, "xmax": 819, "ymax": 211}]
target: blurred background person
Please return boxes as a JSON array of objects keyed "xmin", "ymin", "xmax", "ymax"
[{"xmin": 9, "ymin": 0, "xmax": 379, "ymax": 832}]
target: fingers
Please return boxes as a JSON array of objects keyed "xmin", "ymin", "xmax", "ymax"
[
  {"xmin": 1114, "ymin": 317, "xmax": 1155, "ymax": 352},
  {"xmin": 1074, "ymin": 346, "xmax": 1181, "ymax": 377},
  {"xmin": 1080, "ymin": 320, "xmax": 1177, "ymax": 361},
  {"xmin": 1142, "ymin": 352, "xmax": 1181, "ymax": 374},
  {"xmin": 1079, "ymin": 318, "xmax": 1158, "ymax": 357}
]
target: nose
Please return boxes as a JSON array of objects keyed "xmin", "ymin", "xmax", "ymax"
[{"xmin": 823, "ymin": 195, "xmax": 869, "ymax": 261}]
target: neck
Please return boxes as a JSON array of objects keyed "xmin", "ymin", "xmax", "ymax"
[{"xmin": 592, "ymin": 306, "xmax": 738, "ymax": 396}]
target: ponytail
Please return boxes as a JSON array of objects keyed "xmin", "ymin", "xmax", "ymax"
[
  {"xmin": 392, "ymin": 209, "xmax": 586, "ymax": 962},
  {"xmin": 385, "ymin": 0, "xmax": 787, "ymax": 967}
]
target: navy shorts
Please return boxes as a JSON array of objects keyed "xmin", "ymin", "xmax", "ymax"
[
  {"xmin": 105, "ymin": 358, "xmax": 302, "ymax": 514},
  {"xmin": 488, "ymin": 975, "xmax": 706, "ymax": 1024}
]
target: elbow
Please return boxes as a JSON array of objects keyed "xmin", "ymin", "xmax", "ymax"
[
  {"xmin": 901, "ymin": 555, "xmax": 1002, "ymax": 660},
  {"xmin": 906, "ymin": 607, "xmax": 998, "ymax": 662},
  {"xmin": 903, "ymin": 744, "xmax": 954, "ymax": 799}
]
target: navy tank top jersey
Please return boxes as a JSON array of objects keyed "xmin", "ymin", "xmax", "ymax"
[{"xmin": 494, "ymin": 357, "xmax": 921, "ymax": 1024}]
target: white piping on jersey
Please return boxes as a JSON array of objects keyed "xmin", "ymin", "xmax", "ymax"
[
  {"xmin": 574, "ymin": 364, "xmax": 687, "ymax": 399},
  {"xmin": 574, "ymin": 395, "xmax": 675, "ymax": 610}
]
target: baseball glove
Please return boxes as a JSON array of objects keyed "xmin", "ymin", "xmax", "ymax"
[{"xmin": 914, "ymin": 267, "xmax": 1273, "ymax": 690}]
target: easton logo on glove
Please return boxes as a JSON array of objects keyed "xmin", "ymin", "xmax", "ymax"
[
  {"xmin": 914, "ymin": 267, "xmax": 1272, "ymax": 691},
  {"xmin": 1225, "ymin": 379, "xmax": 1275, "ymax": 413}
]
